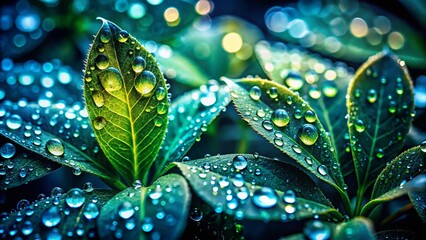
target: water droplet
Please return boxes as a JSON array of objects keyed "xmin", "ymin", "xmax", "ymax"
[
  {"xmin": 51, "ymin": 187, "xmax": 64, "ymax": 197},
  {"xmin": 200, "ymin": 90, "xmax": 216, "ymax": 107},
  {"xmin": 45, "ymin": 138, "xmax": 65, "ymax": 157},
  {"xmin": 294, "ymin": 109, "xmax": 302, "ymax": 119},
  {"xmin": 118, "ymin": 201, "xmax": 135, "ymax": 219},
  {"xmin": 367, "ymin": 89, "xmax": 377, "ymax": 103},
  {"xmin": 292, "ymin": 145, "xmax": 302, "ymax": 154},
  {"xmin": 141, "ymin": 218, "xmax": 154, "ymax": 232},
  {"xmin": 271, "ymin": 109, "xmax": 290, "ymax": 127},
  {"xmin": 298, "ymin": 124, "xmax": 319, "ymax": 146},
  {"xmin": 304, "ymin": 220, "xmax": 331, "ymax": 240},
  {"xmin": 83, "ymin": 202, "xmax": 99, "ymax": 220},
  {"xmin": 355, "ymin": 119, "xmax": 365, "ymax": 133},
  {"xmin": 95, "ymin": 54, "xmax": 109, "ymax": 70},
  {"xmin": 284, "ymin": 204, "xmax": 296, "ymax": 214},
  {"xmin": 232, "ymin": 174, "xmax": 245, "ymax": 187},
  {"xmin": 376, "ymin": 148, "xmax": 384, "ymax": 158},
  {"xmin": 154, "ymin": 117, "xmax": 163, "ymax": 127},
  {"xmin": 396, "ymin": 83, "xmax": 404, "ymax": 95},
  {"xmin": 92, "ymin": 90, "xmax": 105, "ymax": 107},
  {"xmin": 256, "ymin": 109, "xmax": 266, "ymax": 118},
  {"xmin": 283, "ymin": 190, "xmax": 296, "ymax": 203},
  {"xmin": 65, "ymin": 188, "xmax": 86, "ymax": 208},
  {"xmin": 304, "ymin": 110, "xmax": 316, "ymax": 123},
  {"xmin": 233, "ymin": 155, "xmax": 248, "ymax": 170},
  {"xmin": 83, "ymin": 182, "xmax": 94, "ymax": 193},
  {"xmin": 21, "ymin": 220, "xmax": 33, "ymax": 236},
  {"xmin": 308, "ymin": 85, "xmax": 321, "ymax": 99},
  {"xmin": 262, "ymin": 120, "xmax": 273, "ymax": 131},
  {"xmin": 99, "ymin": 67, "xmax": 123, "ymax": 92},
  {"xmin": 318, "ymin": 165, "xmax": 328, "ymax": 176},
  {"xmin": 322, "ymin": 81, "xmax": 338, "ymax": 98},
  {"xmin": 73, "ymin": 167, "xmax": 82, "ymax": 176},
  {"xmin": 388, "ymin": 101, "xmax": 397, "ymax": 113},
  {"xmin": 132, "ymin": 56, "xmax": 146, "ymax": 73},
  {"xmin": 149, "ymin": 185, "xmax": 163, "ymax": 200},
  {"xmin": 93, "ymin": 116, "xmax": 107, "ymax": 130},
  {"xmin": 118, "ymin": 30, "xmax": 129, "ymax": 43},
  {"xmin": 421, "ymin": 141, "xmax": 426, "ymax": 153},
  {"xmin": 284, "ymin": 70, "xmax": 304, "ymax": 90},
  {"xmin": 6, "ymin": 114, "xmax": 23, "ymax": 130},
  {"xmin": 42, "ymin": 206, "xmax": 61, "ymax": 227},
  {"xmin": 190, "ymin": 208, "xmax": 203, "ymax": 221},
  {"xmin": 19, "ymin": 168, "xmax": 27, "ymax": 178},
  {"xmin": 249, "ymin": 86, "xmax": 262, "ymax": 100},
  {"xmin": 17, "ymin": 199, "xmax": 30, "ymax": 210},
  {"xmin": 155, "ymin": 87, "xmax": 166, "ymax": 101},
  {"xmin": 252, "ymin": 187, "xmax": 278, "ymax": 208},
  {"xmin": 269, "ymin": 87, "xmax": 278, "ymax": 99},
  {"xmin": 135, "ymin": 70, "xmax": 157, "ymax": 96},
  {"xmin": 1, "ymin": 143, "xmax": 16, "ymax": 159},
  {"xmin": 100, "ymin": 26, "xmax": 112, "ymax": 43},
  {"xmin": 305, "ymin": 156, "xmax": 313, "ymax": 165}
]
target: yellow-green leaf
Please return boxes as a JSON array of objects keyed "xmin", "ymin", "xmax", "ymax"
[{"xmin": 83, "ymin": 18, "xmax": 169, "ymax": 185}]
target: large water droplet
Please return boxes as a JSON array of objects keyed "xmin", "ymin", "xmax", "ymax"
[
  {"xmin": 304, "ymin": 110, "xmax": 316, "ymax": 123},
  {"xmin": 284, "ymin": 70, "xmax": 304, "ymax": 90},
  {"xmin": 93, "ymin": 116, "xmax": 107, "ymax": 130},
  {"xmin": 118, "ymin": 201, "xmax": 135, "ymax": 219},
  {"xmin": 95, "ymin": 54, "xmax": 109, "ymax": 70},
  {"xmin": 83, "ymin": 202, "xmax": 100, "ymax": 220},
  {"xmin": 135, "ymin": 70, "xmax": 157, "ymax": 96},
  {"xmin": 249, "ymin": 86, "xmax": 262, "ymax": 100},
  {"xmin": 233, "ymin": 155, "xmax": 248, "ymax": 170},
  {"xmin": 355, "ymin": 119, "xmax": 365, "ymax": 133},
  {"xmin": 132, "ymin": 56, "xmax": 146, "ymax": 73},
  {"xmin": 45, "ymin": 138, "xmax": 65, "ymax": 157},
  {"xmin": 298, "ymin": 124, "xmax": 319, "ymax": 146},
  {"xmin": 271, "ymin": 108, "xmax": 290, "ymax": 127},
  {"xmin": 42, "ymin": 206, "xmax": 61, "ymax": 227},
  {"xmin": 99, "ymin": 67, "xmax": 123, "ymax": 92},
  {"xmin": 367, "ymin": 89, "xmax": 377, "ymax": 103},
  {"xmin": 6, "ymin": 114, "xmax": 23, "ymax": 130},
  {"xmin": 65, "ymin": 188, "xmax": 86, "ymax": 208},
  {"xmin": 283, "ymin": 190, "xmax": 296, "ymax": 203},
  {"xmin": 304, "ymin": 220, "xmax": 331, "ymax": 240},
  {"xmin": 100, "ymin": 26, "xmax": 112, "ymax": 43},
  {"xmin": 252, "ymin": 187, "xmax": 278, "ymax": 208},
  {"xmin": 1, "ymin": 143, "xmax": 16, "ymax": 159},
  {"xmin": 92, "ymin": 90, "xmax": 105, "ymax": 107}
]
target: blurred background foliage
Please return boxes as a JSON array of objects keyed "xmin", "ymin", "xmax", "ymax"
[{"xmin": 0, "ymin": 0, "xmax": 425, "ymax": 237}]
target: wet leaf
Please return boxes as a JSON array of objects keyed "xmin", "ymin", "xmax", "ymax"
[
  {"xmin": 347, "ymin": 51, "xmax": 414, "ymax": 188},
  {"xmin": 97, "ymin": 174, "xmax": 190, "ymax": 240},
  {"xmin": 255, "ymin": 41, "xmax": 354, "ymax": 176},
  {"xmin": 175, "ymin": 154, "xmax": 342, "ymax": 222},
  {"xmin": 410, "ymin": 191, "xmax": 426, "ymax": 223},
  {"xmin": 223, "ymin": 78, "xmax": 346, "ymax": 193},
  {"xmin": 361, "ymin": 146, "xmax": 426, "ymax": 215},
  {"xmin": 83, "ymin": 18, "xmax": 169, "ymax": 185},
  {"xmin": 0, "ymin": 136, "xmax": 61, "ymax": 190},
  {"xmin": 334, "ymin": 217, "xmax": 375, "ymax": 240},
  {"xmin": 155, "ymin": 84, "xmax": 231, "ymax": 174},
  {"xmin": 0, "ymin": 102, "xmax": 122, "ymax": 189},
  {"xmin": 376, "ymin": 230, "xmax": 422, "ymax": 240},
  {"xmin": 0, "ymin": 188, "xmax": 115, "ymax": 239},
  {"xmin": 282, "ymin": 220, "xmax": 337, "ymax": 240}
]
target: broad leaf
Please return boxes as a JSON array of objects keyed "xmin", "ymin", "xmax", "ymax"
[
  {"xmin": 282, "ymin": 221, "xmax": 337, "ymax": 240},
  {"xmin": 347, "ymin": 52, "xmax": 414, "ymax": 189},
  {"xmin": 0, "ymin": 135, "xmax": 61, "ymax": 190},
  {"xmin": 410, "ymin": 191, "xmax": 426, "ymax": 223},
  {"xmin": 175, "ymin": 154, "xmax": 342, "ymax": 222},
  {"xmin": 334, "ymin": 217, "xmax": 375, "ymax": 240},
  {"xmin": 361, "ymin": 146, "xmax": 426, "ymax": 215},
  {"xmin": 376, "ymin": 230, "xmax": 422, "ymax": 240},
  {"xmin": 155, "ymin": 84, "xmax": 231, "ymax": 174},
  {"xmin": 255, "ymin": 41, "xmax": 354, "ymax": 175},
  {"xmin": 0, "ymin": 188, "xmax": 115, "ymax": 239},
  {"xmin": 97, "ymin": 174, "xmax": 190, "ymax": 240},
  {"xmin": 83, "ymin": 18, "xmax": 169, "ymax": 185},
  {"xmin": 0, "ymin": 102, "xmax": 123, "ymax": 189},
  {"xmin": 223, "ymin": 78, "xmax": 346, "ymax": 193}
]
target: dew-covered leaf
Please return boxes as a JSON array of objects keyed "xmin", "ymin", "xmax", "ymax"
[
  {"xmin": 0, "ymin": 137, "xmax": 61, "ymax": 190},
  {"xmin": 0, "ymin": 102, "xmax": 122, "ymax": 189},
  {"xmin": 155, "ymin": 83, "xmax": 231, "ymax": 174},
  {"xmin": 265, "ymin": 1, "xmax": 426, "ymax": 68},
  {"xmin": 347, "ymin": 51, "xmax": 414, "ymax": 188},
  {"xmin": 361, "ymin": 146, "xmax": 426, "ymax": 215},
  {"xmin": 97, "ymin": 174, "xmax": 190, "ymax": 240},
  {"xmin": 0, "ymin": 188, "xmax": 116, "ymax": 239},
  {"xmin": 334, "ymin": 217, "xmax": 375, "ymax": 240},
  {"xmin": 282, "ymin": 220, "xmax": 337, "ymax": 240},
  {"xmin": 175, "ymin": 154, "xmax": 342, "ymax": 222},
  {"xmin": 83, "ymin": 19, "xmax": 169, "ymax": 185},
  {"xmin": 376, "ymin": 230, "xmax": 422, "ymax": 240},
  {"xmin": 410, "ymin": 191, "xmax": 426, "ymax": 223},
  {"xmin": 255, "ymin": 41, "xmax": 354, "ymax": 176},
  {"xmin": 223, "ymin": 78, "xmax": 346, "ymax": 193}
]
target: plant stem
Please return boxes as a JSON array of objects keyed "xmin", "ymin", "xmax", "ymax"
[
  {"xmin": 353, "ymin": 186, "xmax": 365, "ymax": 216},
  {"xmin": 338, "ymin": 188, "xmax": 353, "ymax": 217},
  {"xmin": 380, "ymin": 203, "xmax": 413, "ymax": 226}
]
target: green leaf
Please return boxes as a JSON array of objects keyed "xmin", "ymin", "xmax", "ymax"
[
  {"xmin": 255, "ymin": 41, "xmax": 354, "ymax": 176},
  {"xmin": 223, "ymin": 78, "xmax": 346, "ymax": 193},
  {"xmin": 0, "ymin": 136, "xmax": 61, "ymax": 190},
  {"xmin": 334, "ymin": 217, "xmax": 375, "ymax": 240},
  {"xmin": 83, "ymin": 18, "xmax": 169, "ymax": 185},
  {"xmin": 282, "ymin": 221, "xmax": 337, "ymax": 240},
  {"xmin": 376, "ymin": 230, "xmax": 422, "ymax": 240},
  {"xmin": 410, "ymin": 191, "xmax": 426, "ymax": 223},
  {"xmin": 175, "ymin": 154, "xmax": 342, "ymax": 222},
  {"xmin": 0, "ymin": 188, "xmax": 116, "ymax": 239},
  {"xmin": 155, "ymin": 84, "xmax": 231, "ymax": 174},
  {"xmin": 97, "ymin": 174, "xmax": 190, "ymax": 240},
  {"xmin": 361, "ymin": 146, "xmax": 426, "ymax": 215},
  {"xmin": 0, "ymin": 102, "xmax": 123, "ymax": 189},
  {"xmin": 347, "ymin": 51, "xmax": 415, "ymax": 188}
]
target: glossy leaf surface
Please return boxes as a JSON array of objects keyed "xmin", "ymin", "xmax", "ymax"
[
  {"xmin": 410, "ymin": 191, "xmax": 426, "ymax": 223},
  {"xmin": 223, "ymin": 78, "xmax": 346, "ymax": 192},
  {"xmin": 97, "ymin": 174, "xmax": 190, "ymax": 240},
  {"xmin": 84, "ymin": 19, "xmax": 169, "ymax": 184},
  {"xmin": 334, "ymin": 217, "xmax": 375, "ymax": 240},
  {"xmin": 175, "ymin": 154, "xmax": 342, "ymax": 222},
  {"xmin": 347, "ymin": 52, "xmax": 414, "ymax": 188}
]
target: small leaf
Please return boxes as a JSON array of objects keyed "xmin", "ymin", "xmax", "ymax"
[
  {"xmin": 175, "ymin": 154, "xmax": 342, "ymax": 222},
  {"xmin": 155, "ymin": 84, "xmax": 231, "ymax": 173},
  {"xmin": 83, "ymin": 18, "xmax": 169, "ymax": 185},
  {"xmin": 334, "ymin": 217, "xmax": 375, "ymax": 240},
  {"xmin": 97, "ymin": 174, "xmax": 190, "ymax": 240},
  {"xmin": 376, "ymin": 230, "xmax": 421, "ymax": 240},
  {"xmin": 410, "ymin": 191, "xmax": 426, "ymax": 223},
  {"xmin": 0, "ymin": 102, "xmax": 121, "ymax": 189},
  {"xmin": 362, "ymin": 146, "xmax": 426, "ymax": 215},
  {"xmin": 223, "ymin": 78, "xmax": 346, "ymax": 192},
  {"xmin": 347, "ymin": 51, "xmax": 414, "ymax": 188},
  {"xmin": 0, "ymin": 136, "xmax": 61, "ymax": 190},
  {"xmin": 255, "ymin": 41, "xmax": 354, "ymax": 176},
  {"xmin": 0, "ymin": 188, "xmax": 116, "ymax": 239}
]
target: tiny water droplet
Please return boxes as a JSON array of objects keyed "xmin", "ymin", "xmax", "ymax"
[
  {"xmin": 118, "ymin": 201, "xmax": 135, "ymax": 219},
  {"xmin": 318, "ymin": 165, "xmax": 328, "ymax": 176},
  {"xmin": 283, "ymin": 190, "xmax": 296, "ymax": 203},
  {"xmin": 6, "ymin": 114, "xmax": 23, "ymax": 130},
  {"xmin": 292, "ymin": 145, "xmax": 302, "ymax": 154},
  {"xmin": 92, "ymin": 90, "xmax": 105, "ymax": 107},
  {"xmin": 51, "ymin": 187, "xmax": 64, "ymax": 197},
  {"xmin": 118, "ymin": 30, "xmax": 129, "ymax": 43},
  {"xmin": 284, "ymin": 70, "xmax": 304, "ymax": 90},
  {"xmin": 73, "ymin": 167, "xmax": 82, "ymax": 176},
  {"xmin": 157, "ymin": 103, "xmax": 168, "ymax": 115},
  {"xmin": 141, "ymin": 218, "xmax": 154, "ymax": 232},
  {"xmin": 233, "ymin": 155, "xmax": 248, "ymax": 170},
  {"xmin": 42, "ymin": 206, "xmax": 61, "ymax": 227},
  {"xmin": 132, "ymin": 56, "xmax": 146, "ymax": 73},
  {"xmin": 367, "ymin": 89, "xmax": 377, "ymax": 103},
  {"xmin": 154, "ymin": 117, "xmax": 163, "ymax": 127},
  {"xmin": 135, "ymin": 70, "xmax": 157, "ymax": 96},
  {"xmin": 388, "ymin": 101, "xmax": 397, "ymax": 113},
  {"xmin": 376, "ymin": 148, "xmax": 384, "ymax": 158},
  {"xmin": 190, "ymin": 208, "xmax": 203, "ymax": 221},
  {"xmin": 95, "ymin": 54, "xmax": 109, "ymax": 70},
  {"xmin": 269, "ymin": 87, "xmax": 278, "ymax": 99},
  {"xmin": 99, "ymin": 67, "xmax": 123, "ymax": 92},
  {"xmin": 355, "ymin": 119, "xmax": 365, "ymax": 133},
  {"xmin": 83, "ymin": 182, "xmax": 94, "ymax": 193},
  {"xmin": 298, "ymin": 124, "xmax": 319, "ymax": 146},
  {"xmin": 45, "ymin": 138, "xmax": 65, "ymax": 157},
  {"xmin": 93, "ymin": 116, "xmax": 107, "ymax": 130},
  {"xmin": 249, "ymin": 86, "xmax": 262, "ymax": 100},
  {"xmin": 65, "ymin": 188, "xmax": 86, "ymax": 208},
  {"xmin": 305, "ymin": 156, "xmax": 313, "ymax": 165},
  {"xmin": 262, "ymin": 120, "xmax": 273, "ymax": 131},
  {"xmin": 271, "ymin": 109, "xmax": 290, "ymax": 127},
  {"xmin": 100, "ymin": 26, "xmax": 112, "ymax": 43},
  {"xmin": 256, "ymin": 109, "xmax": 266, "ymax": 118},
  {"xmin": 322, "ymin": 81, "xmax": 338, "ymax": 98},
  {"xmin": 396, "ymin": 83, "xmax": 404, "ymax": 95},
  {"xmin": 308, "ymin": 85, "xmax": 321, "ymax": 99},
  {"xmin": 155, "ymin": 87, "xmax": 166, "ymax": 101},
  {"xmin": 304, "ymin": 110, "xmax": 316, "ymax": 123},
  {"xmin": 294, "ymin": 109, "xmax": 302, "ymax": 119},
  {"xmin": 252, "ymin": 187, "xmax": 278, "ymax": 208}
]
